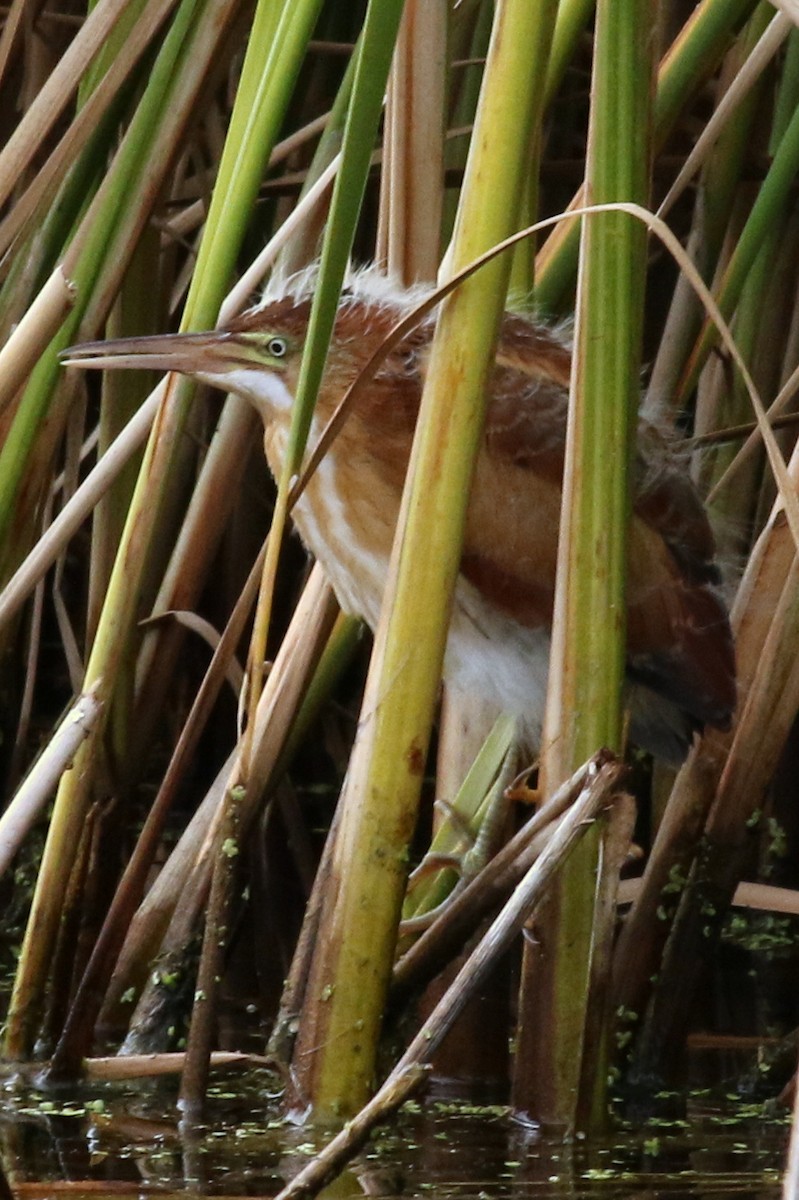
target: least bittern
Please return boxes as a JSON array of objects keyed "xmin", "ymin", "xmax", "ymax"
[{"xmin": 63, "ymin": 270, "xmax": 736, "ymax": 763}]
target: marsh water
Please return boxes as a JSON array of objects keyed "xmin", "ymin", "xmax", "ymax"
[
  {"xmin": 0, "ymin": 1067, "xmax": 788, "ymax": 1199},
  {"xmin": 0, "ymin": 911, "xmax": 795, "ymax": 1199}
]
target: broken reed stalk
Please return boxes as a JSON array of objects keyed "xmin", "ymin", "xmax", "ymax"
[
  {"xmin": 398, "ymin": 713, "xmax": 516, "ymax": 939},
  {"xmin": 392, "ymin": 755, "xmax": 599, "ymax": 1002},
  {"xmin": 0, "ymin": 268, "xmax": 76, "ymax": 414},
  {"xmin": 85, "ymin": 1050, "xmax": 277, "ymax": 1079},
  {"xmin": 275, "ymin": 753, "xmax": 624, "ymax": 1200},
  {"xmin": 0, "ymin": 686, "xmax": 103, "ymax": 878}
]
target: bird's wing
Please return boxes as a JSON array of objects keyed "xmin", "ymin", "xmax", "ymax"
[{"xmin": 468, "ymin": 353, "xmax": 735, "ymax": 730}]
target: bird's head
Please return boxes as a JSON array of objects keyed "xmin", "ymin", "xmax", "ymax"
[{"xmin": 61, "ymin": 303, "xmax": 311, "ymax": 426}]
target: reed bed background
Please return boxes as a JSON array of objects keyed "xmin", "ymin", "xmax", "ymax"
[{"xmin": 1, "ymin": 0, "xmax": 799, "ymax": 1156}]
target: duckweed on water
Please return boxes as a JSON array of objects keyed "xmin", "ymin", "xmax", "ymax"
[{"xmin": 723, "ymin": 912, "xmax": 799, "ymax": 953}]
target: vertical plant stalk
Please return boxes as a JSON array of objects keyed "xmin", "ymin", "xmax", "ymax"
[
  {"xmin": 382, "ymin": 0, "xmax": 490, "ymax": 832},
  {"xmin": 513, "ymin": 1, "xmax": 652, "ymax": 1128},
  {"xmin": 378, "ymin": 0, "xmax": 447, "ymax": 283},
  {"xmin": 178, "ymin": 786, "xmax": 241, "ymax": 1119},
  {"xmin": 576, "ymin": 793, "xmax": 636, "ymax": 1128},
  {"xmin": 87, "ymin": 228, "xmax": 160, "ymax": 643},
  {"xmin": 288, "ymin": 0, "xmax": 558, "ymax": 1121}
]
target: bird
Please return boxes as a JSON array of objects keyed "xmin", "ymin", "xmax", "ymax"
[{"xmin": 63, "ymin": 267, "xmax": 736, "ymax": 765}]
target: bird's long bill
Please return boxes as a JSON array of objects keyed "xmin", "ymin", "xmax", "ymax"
[{"xmin": 60, "ymin": 331, "xmax": 233, "ymax": 375}]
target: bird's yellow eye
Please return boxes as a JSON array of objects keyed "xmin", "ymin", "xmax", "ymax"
[{"xmin": 266, "ymin": 336, "xmax": 288, "ymax": 358}]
